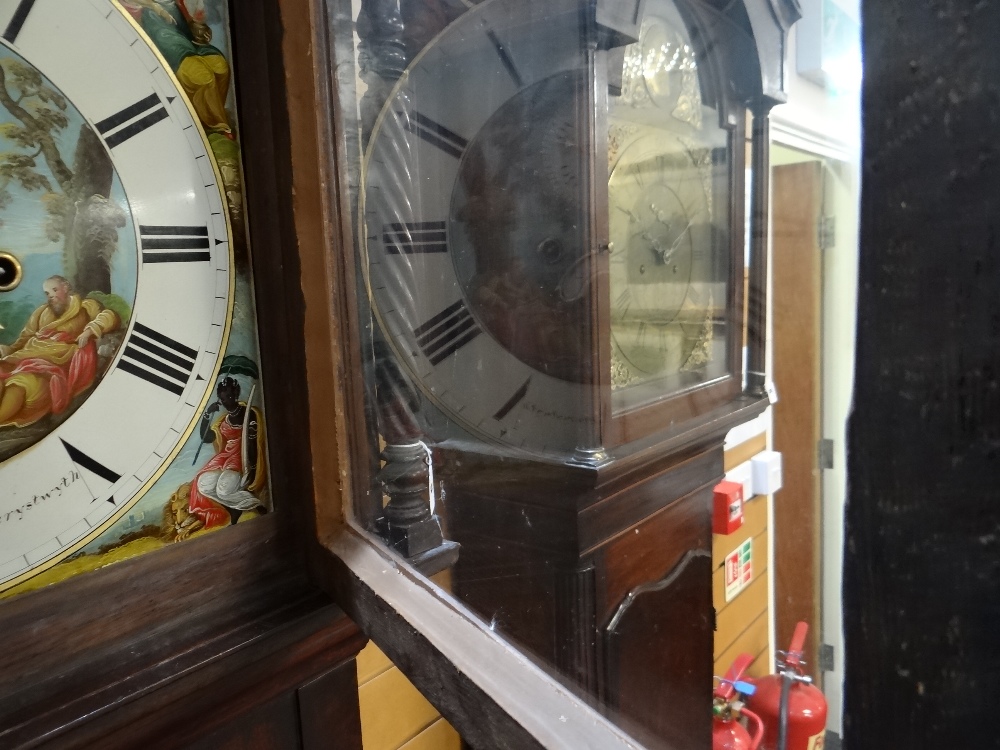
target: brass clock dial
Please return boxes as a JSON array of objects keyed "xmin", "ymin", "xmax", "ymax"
[
  {"xmin": 607, "ymin": 9, "xmax": 732, "ymax": 406},
  {"xmin": 0, "ymin": 0, "xmax": 233, "ymax": 591},
  {"xmin": 608, "ymin": 134, "xmax": 714, "ymax": 386}
]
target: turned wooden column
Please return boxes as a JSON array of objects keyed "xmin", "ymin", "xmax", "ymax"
[{"xmin": 372, "ymin": 341, "xmax": 459, "ymax": 573}]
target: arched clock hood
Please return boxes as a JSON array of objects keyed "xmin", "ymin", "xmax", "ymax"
[
  {"xmin": 737, "ymin": 0, "xmax": 803, "ymax": 103},
  {"xmin": 595, "ymin": 0, "xmax": 801, "ymax": 104}
]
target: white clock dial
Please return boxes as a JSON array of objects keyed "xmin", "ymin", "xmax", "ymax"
[
  {"xmin": 362, "ymin": 0, "xmax": 596, "ymax": 456},
  {"xmin": 0, "ymin": 0, "xmax": 232, "ymax": 591}
]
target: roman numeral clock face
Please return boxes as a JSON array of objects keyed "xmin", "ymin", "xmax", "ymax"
[
  {"xmin": 0, "ymin": 0, "xmax": 232, "ymax": 590},
  {"xmin": 362, "ymin": 0, "xmax": 593, "ymax": 456}
]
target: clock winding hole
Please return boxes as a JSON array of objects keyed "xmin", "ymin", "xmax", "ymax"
[{"xmin": 0, "ymin": 252, "xmax": 23, "ymax": 293}]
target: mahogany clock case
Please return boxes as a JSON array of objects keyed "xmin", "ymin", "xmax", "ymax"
[{"xmin": 0, "ymin": 2, "xmax": 365, "ymax": 748}]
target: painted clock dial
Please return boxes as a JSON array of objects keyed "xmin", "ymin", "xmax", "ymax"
[
  {"xmin": 0, "ymin": 0, "xmax": 232, "ymax": 590},
  {"xmin": 362, "ymin": 0, "xmax": 593, "ymax": 457}
]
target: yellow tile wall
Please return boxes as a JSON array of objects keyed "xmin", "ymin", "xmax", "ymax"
[
  {"xmin": 714, "ymin": 434, "xmax": 773, "ymax": 680},
  {"xmin": 357, "ymin": 641, "xmax": 461, "ymax": 750}
]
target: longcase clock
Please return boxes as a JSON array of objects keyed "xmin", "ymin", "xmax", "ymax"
[{"xmin": 342, "ymin": 0, "xmax": 800, "ymax": 745}]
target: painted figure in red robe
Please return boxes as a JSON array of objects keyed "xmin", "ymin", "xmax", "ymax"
[
  {"xmin": 0, "ymin": 276, "xmax": 119, "ymax": 427},
  {"xmin": 188, "ymin": 376, "xmax": 267, "ymax": 528}
]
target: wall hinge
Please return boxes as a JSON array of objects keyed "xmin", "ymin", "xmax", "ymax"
[
  {"xmin": 819, "ymin": 643, "xmax": 835, "ymax": 672},
  {"xmin": 818, "ymin": 438, "xmax": 834, "ymax": 470},
  {"xmin": 818, "ymin": 215, "xmax": 836, "ymax": 250}
]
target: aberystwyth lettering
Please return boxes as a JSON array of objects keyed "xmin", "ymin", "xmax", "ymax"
[
  {"xmin": 1, "ymin": 470, "xmax": 81, "ymax": 525},
  {"xmin": 524, "ymin": 403, "xmax": 590, "ymax": 424}
]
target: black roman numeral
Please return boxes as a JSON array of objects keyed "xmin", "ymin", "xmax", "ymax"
[
  {"xmin": 118, "ymin": 322, "xmax": 197, "ymax": 396},
  {"xmin": 486, "ymin": 29, "xmax": 523, "ymax": 88},
  {"xmin": 494, "ymin": 377, "xmax": 531, "ymax": 421},
  {"xmin": 383, "ymin": 222, "xmax": 447, "ymax": 254},
  {"xmin": 96, "ymin": 94, "xmax": 169, "ymax": 149},
  {"xmin": 636, "ymin": 321, "xmax": 648, "ymax": 348},
  {"xmin": 399, "ymin": 111, "xmax": 468, "ymax": 159},
  {"xmin": 614, "ymin": 288, "xmax": 632, "ymax": 317},
  {"xmin": 413, "ymin": 300, "xmax": 481, "ymax": 366},
  {"xmin": 61, "ymin": 439, "xmax": 120, "ymax": 503},
  {"xmin": 141, "ymin": 225, "xmax": 211, "ymax": 263},
  {"xmin": 3, "ymin": 0, "xmax": 36, "ymax": 43}
]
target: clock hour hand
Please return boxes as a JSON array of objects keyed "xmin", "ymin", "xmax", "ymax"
[
  {"xmin": 641, "ymin": 230, "xmax": 668, "ymax": 263},
  {"xmin": 651, "ymin": 217, "xmax": 696, "ymax": 265}
]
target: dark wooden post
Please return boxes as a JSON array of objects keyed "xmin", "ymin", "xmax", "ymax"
[
  {"xmin": 355, "ymin": 0, "xmax": 459, "ymax": 575},
  {"xmin": 355, "ymin": 0, "xmax": 406, "ymax": 143},
  {"xmin": 377, "ymin": 440, "xmax": 459, "ymax": 570},
  {"xmin": 846, "ymin": 2, "xmax": 1000, "ymax": 746},
  {"xmin": 746, "ymin": 103, "xmax": 772, "ymax": 399}
]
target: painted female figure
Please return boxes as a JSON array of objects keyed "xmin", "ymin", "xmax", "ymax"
[{"xmin": 188, "ymin": 376, "xmax": 267, "ymax": 528}]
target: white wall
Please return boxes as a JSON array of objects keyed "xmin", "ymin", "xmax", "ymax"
[
  {"xmin": 773, "ymin": 3, "xmax": 861, "ymax": 163},
  {"xmin": 819, "ymin": 156, "xmax": 858, "ymax": 739},
  {"xmin": 769, "ymin": 10, "xmax": 862, "ymax": 738}
]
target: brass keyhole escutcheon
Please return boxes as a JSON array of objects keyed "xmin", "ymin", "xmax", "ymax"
[{"xmin": 0, "ymin": 252, "xmax": 22, "ymax": 293}]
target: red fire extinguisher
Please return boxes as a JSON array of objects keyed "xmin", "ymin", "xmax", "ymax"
[
  {"xmin": 744, "ymin": 622, "xmax": 828, "ymax": 750},
  {"xmin": 713, "ymin": 653, "xmax": 765, "ymax": 750}
]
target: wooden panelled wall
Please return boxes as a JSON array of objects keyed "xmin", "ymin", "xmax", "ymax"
[{"xmin": 714, "ymin": 433, "xmax": 773, "ymax": 679}]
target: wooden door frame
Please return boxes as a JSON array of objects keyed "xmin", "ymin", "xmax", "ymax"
[{"xmin": 770, "ymin": 156, "xmax": 825, "ymax": 679}]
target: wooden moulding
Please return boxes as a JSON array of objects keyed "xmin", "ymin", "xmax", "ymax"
[
  {"xmin": 316, "ymin": 530, "xmax": 646, "ymax": 750},
  {"xmin": 440, "ymin": 442, "xmax": 723, "ymax": 561},
  {"xmin": 0, "ymin": 516, "xmax": 365, "ymax": 749},
  {"xmin": 53, "ymin": 607, "xmax": 366, "ymax": 750}
]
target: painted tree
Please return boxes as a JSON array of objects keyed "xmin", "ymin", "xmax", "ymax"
[{"xmin": 0, "ymin": 56, "xmax": 125, "ymax": 295}]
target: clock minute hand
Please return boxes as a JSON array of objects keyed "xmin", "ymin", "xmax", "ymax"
[{"xmin": 657, "ymin": 217, "xmax": 696, "ymax": 265}]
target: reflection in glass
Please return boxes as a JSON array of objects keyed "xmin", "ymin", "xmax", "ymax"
[
  {"xmin": 608, "ymin": 9, "xmax": 732, "ymax": 411},
  {"xmin": 341, "ymin": 0, "xmax": 792, "ymax": 745}
]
